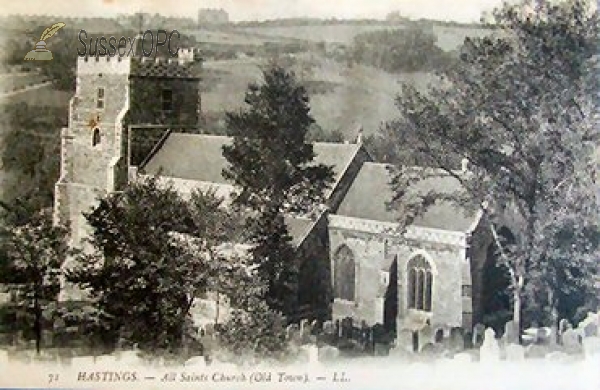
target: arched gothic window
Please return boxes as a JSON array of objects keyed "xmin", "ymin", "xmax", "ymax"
[
  {"xmin": 408, "ymin": 255, "xmax": 433, "ymax": 311},
  {"xmin": 334, "ymin": 245, "xmax": 355, "ymax": 301},
  {"xmin": 92, "ymin": 128, "xmax": 101, "ymax": 146}
]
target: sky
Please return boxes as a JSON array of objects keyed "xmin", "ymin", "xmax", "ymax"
[{"xmin": 0, "ymin": 0, "xmax": 507, "ymax": 22}]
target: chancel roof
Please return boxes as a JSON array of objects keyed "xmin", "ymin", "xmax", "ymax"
[{"xmin": 336, "ymin": 162, "xmax": 481, "ymax": 232}]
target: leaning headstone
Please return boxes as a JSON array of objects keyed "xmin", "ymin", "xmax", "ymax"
[
  {"xmin": 583, "ymin": 321, "xmax": 598, "ymax": 338},
  {"xmin": 578, "ymin": 312, "xmax": 599, "ymax": 337},
  {"xmin": 480, "ymin": 328, "xmax": 500, "ymax": 363},
  {"xmin": 505, "ymin": 343, "xmax": 525, "ymax": 362}
]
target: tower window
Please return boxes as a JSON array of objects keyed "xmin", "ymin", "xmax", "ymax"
[
  {"xmin": 162, "ymin": 88, "xmax": 173, "ymax": 112},
  {"xmin": 97, "ymin": 88, "xmax": 105, "ymax": 109},
  {"xmin": 408, "ymin": 255, "xmax": 433, "ymax": 312},
  {"xmin": 92, "ymin": 128, "xmax": 101, "ymax": 146}
]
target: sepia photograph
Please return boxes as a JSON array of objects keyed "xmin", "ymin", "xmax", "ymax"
[{"xmin": 0, "ymin": 0, "xmax": 598, "ymax": 389}]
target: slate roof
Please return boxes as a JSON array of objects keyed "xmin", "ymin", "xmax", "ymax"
[
  {"xmin": 336, "ymin": 162, "xmax": 480, "ymax": 232},
  {"xmin": 143, "ymin": 133, "xmax": 359, "ymax": 247},
  {"xmin": 143, "ymin": 133, "xmax": 361, "ymax": 192}
]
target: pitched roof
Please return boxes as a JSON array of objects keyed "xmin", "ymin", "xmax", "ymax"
[
  {"xmin": 142, "ymin": 133, "xmax": 362, "ymax": 192},
  {"xmin": 336, "ymin": 162, "xmax": 480, "ymax": 232}
]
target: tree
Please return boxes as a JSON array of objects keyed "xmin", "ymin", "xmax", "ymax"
[
  {"xmin": 0, "ymin": 209, "xmax": 68, "ymax": 354},
  {"xmin": 348, "ymin": 27, "xmax": 454, "ymax": 73},
  {"xmin": 0, "ymin": 102, "xmax": 65, "ymax": 211},
  {"xmin": 222, "ymin": 65, "xmax": 334, "ymax": 316},
  {"xmin": 386, "ymin": 0, "xmax": 599, "ymax": 332},
  {"xmin": 66, "ymin": 177, "xmax": 233, "ymax": 354},
  {"xmin": 216, "ymin": 270, "xmax": 289, "ymax": 365}
]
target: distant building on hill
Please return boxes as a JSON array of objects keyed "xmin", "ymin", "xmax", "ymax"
[{"xmin": 198, "ymin": 8, "xmax": 229, "ymax": 25}]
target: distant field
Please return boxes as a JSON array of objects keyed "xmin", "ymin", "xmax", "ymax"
[
  {"xmin": 236, "ymin": 24, "xmax": 400, "ymax": 45},
  {"xmin": 201, "ymin": 56, "xmax": 434, "ymax": 137},
  {"xmin": 0, "ymin": 84, "xmax": 70, "ymax": 107},
  {"xmin": 235, "ymin": 23, "xmax": 493, "ymax": 51},
  {"xmin": 0, "ymin": 73, "xmax": 50, "ymax": 94}
]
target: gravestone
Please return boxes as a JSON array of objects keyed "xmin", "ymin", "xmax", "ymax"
[
  {"xmin": 449, "ymin": 327, "xmax": 464, "ymax": 352},
  {"xmin": 341, "ymin": 317, "xmax": 353, "ymax": 338},
  {"xmin": 480, "ymin": 328, "xmax": 500, "ymax": 363},
  {"xmin": 562, "ymin": 328, "xmax": 582, "ymax": 354},
  {"xmin": 397, "ymin": 329, "xmax": 414, "ymax": 353},
  {"xmin": 472, "ymin": 323, "xmax": 486, "ymax": 347},
  {"xmin": 318, "ymin": 345, "xmax": 340, "ymax": 362},
  {"xmin": 545, "ymin": 351, "xmax": 571, "ymax": 363},
  {"xmin": 578, "ymin": 312, "xmax": 599, "ymax": 337},
  {"xmin": 420, "ymin": 324, "xmax": 434, "ymax": 348},
  {"xmin": 583, "ymin": 321, "xmax": 598, "ymax": 338},
  {"xmin": 287, "ymin": 324, "xmax": 301, "ymax": 345},
  {"xmin": 453, "ymin": 352, "xmax": 473, "ymax": 363},
  {"xmin": 204, "ymin": 323, "xmax": 215, "ymax": 336},
  {"xmin": 420, "ymin": 343, "xmax": 436, "ymax": 358},
  {"xmin": 434, "ymin": 328, "xmax": 445, "ymax": 344},
  {"xmin": 536, "ymin": 327, "xmax": 552, "ymax": 345},
  {"xmin": 323, "ymin": 320, "xmax": 334, "ymax": 335},
  {"xmin": 582, "ymin": 336, "xmax": 600, "ymax": 358},
  {"xmin": 505, "ymin": 343, "xmax": 525, "ymax": 361},
  {"xmin": 503, "ymin": 320, "xmax": 518, "ymax": 345},
  {"xmin": 310, "ymin": 319, "xmax": 319, "ymax": 335},
  {"xmin": 300, "ymin": 319, "xmax": 313, "ymax": 343},
  {"xmin": 374, "ymin": 342, "xmax": 389, "ymax": 356},
  {"xmin": 300, "ymin": 319, "xmax": 309, "ymax": 333}
]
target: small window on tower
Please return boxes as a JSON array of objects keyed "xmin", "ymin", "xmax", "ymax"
[
  {"xmin": 92, "ymin": 128, "xmax": 101, "ymax": 146},
  {"xmin": 97, "ymin": 88, "xmax": 105, "ymax": 109},
  {"xmin": 162, "ymin": 88, "xmax": 173, "ymax": 112}
]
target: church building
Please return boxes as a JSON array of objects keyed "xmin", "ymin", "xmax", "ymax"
[{"xmin": 54, "ymin": 50, "xmax": 505, "ymax": 340}]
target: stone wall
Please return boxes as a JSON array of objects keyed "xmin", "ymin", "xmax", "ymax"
[
  {"xmin": 128, "ymin": 76, "xmax": 200, "ymax": 127},
  {"xmin": 328, "ymin": 215, "xmax": 468, "ymax": 331},
  {"xmin": 296, "ymin": 212, "xmax": 331, "ymax": 321}
]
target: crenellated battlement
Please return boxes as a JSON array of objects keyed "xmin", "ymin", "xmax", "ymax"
[
  {"xmin": 77, "ymin": 55, "xmax": 132, "ymax": 75},
  {"xmin": 130, "ymin": 56, "xmax": 199, "ymax": 79}
]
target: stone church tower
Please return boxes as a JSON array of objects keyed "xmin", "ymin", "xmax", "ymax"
[{"xmin": 54, "ymin": 52, "xmax": 201, "ymax": 298}]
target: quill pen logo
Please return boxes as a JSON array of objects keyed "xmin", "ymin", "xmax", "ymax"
[{"xmin": 24, "ymin": 22, "xmax": 66, "ymax": 61}]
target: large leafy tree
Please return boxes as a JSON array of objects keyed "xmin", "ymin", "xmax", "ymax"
[
  {"xmin": 0, "ymin": 209, "xmax": 68, "ymax": 354},
  {"xmin": 386, "ymin": 0, "xmax": 599, "ymax": 331},
  {"xmin": 222, "ymin": 65, "xmax": 334, "ymax": 316},
  {"xmin": 66, "ymin": 177, "xmax": 234, "ymax": 354}
]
